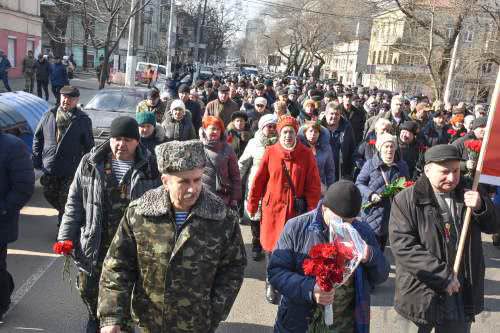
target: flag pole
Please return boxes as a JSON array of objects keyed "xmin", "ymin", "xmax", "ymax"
[{"xmin": 453, "ymin": 68, "xmax": 500, "ymax": 275}]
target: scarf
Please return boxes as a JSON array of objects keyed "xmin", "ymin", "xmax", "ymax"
[{"xmin": 55, "ymin": 106, "xmax": 73, "ymax": 143}]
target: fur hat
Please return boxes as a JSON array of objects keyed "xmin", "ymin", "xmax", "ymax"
[
  {"xmin": 155, "ymin": 140, "xmax": 206, "ymax": 174},
  {"xmin": 376, "ymin": 133, "xmax": 397, "ymax": 151},
  {"xmin": 136, "ymin": 112, "xmax": 156, "ymax": 126}
]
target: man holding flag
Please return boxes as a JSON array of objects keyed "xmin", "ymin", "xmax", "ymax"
[{"xmin": 389, "ymin": 144, "xmax": 499, "ymax": 332}]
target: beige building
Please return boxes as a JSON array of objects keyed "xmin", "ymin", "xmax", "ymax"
[
  {"xmin": 0, "ymin": 0, "xmax": 42, "ymax": 78},
  {"xmin": 363, "ymin": 7, "xmax": 499, "ymax": 103}
]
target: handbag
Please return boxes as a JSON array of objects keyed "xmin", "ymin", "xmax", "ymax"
[
  {"xmin": 281, "ymin": 160, "xmax": 307, "ymax": 215},
  {"xmin": 205, "ymin": 152, "xmax": 230, "ymax": 194}
]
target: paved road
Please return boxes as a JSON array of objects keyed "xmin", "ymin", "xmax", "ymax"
[{"xmin": 1, "ymin": 183, "xmax": 500, "ymax": 332}]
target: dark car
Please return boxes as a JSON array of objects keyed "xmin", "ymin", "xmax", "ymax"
[{"xmin": 83, "ymin": 87, "xmax": 150, "ymax": 143}]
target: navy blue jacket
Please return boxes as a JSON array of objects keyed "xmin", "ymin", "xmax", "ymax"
[
  {"xmin": 420, "ymin": 121, "xmax": 450, "ymax": 147},
  {"xmin": 321, "ymin": 117, "xmax": 356, "ymax": 180},
  {"xmin": 49, "ymin": 62, "xmax": 69, "ymax": 87},
  {"xmin": 356, "ymin": 154, "xmax": 409, "ymax": 236},
  {"xmin": 268, "ymin": 204, "xmax": 390, "ymax": 333},
  {"xmin": 0, "ymin": 133, "xmax": 35, "ymax": 245},
  {"xmin": 298, "ymin": 126, "xmax": 335, "ymax": 187},
  {"xmin": 32, "ymin": 107, "xmax": 94, "ymax": 177},
  {"xmin": 0, "ymin": 56, "xmax": 11, "ymax": 77}
]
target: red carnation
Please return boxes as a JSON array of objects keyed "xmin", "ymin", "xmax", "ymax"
[
  {"xmin": 53, "ymin": 240, "xmax": 74, "ymax": 255},
  {"xmin": 447, "ymin": 129, "xmax": 457, "ymax": 136},
  {"xmin": 464, "ymin": 139, "xmax": 482, "ymax": 153},
  {"xmin": 226, "ymin": 135, "xmax": 234, "ymax": 144},
  {"xmin": 460, "ymin": 132, "xmax": 466, "ymax": 137},
  {"xmin": 368, "ymin": 139, "xmax": 376, "ymax": 145},
  {"xmin": 404, "ymin": 180, "xmax": 415, "ymax": 187}
]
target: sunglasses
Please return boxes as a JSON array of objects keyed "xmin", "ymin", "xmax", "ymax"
[{"xmin": 256, "ymin": 104, "xmax": 265, "ymax": 107}]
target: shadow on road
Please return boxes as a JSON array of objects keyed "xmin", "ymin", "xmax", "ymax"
[
  {"xmin": 243, "ymin": 243, "xmax": 267, "ymax": 282},
  {"xmin": 218, "ymin": 322, "xmax": 273, "ymax": 333}
]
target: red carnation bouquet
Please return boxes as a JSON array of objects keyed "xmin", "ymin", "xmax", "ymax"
[
  {"xmin": 303, "ymin": 216, "xmax": 368, "ymax": 330},
  {"xmin": 447, "ymin": 129, "xmax": 457, "ymax": 136},
  {"xmin": 463, "ymin": 139, "xmax": 482, "ymax": 187},
  {"xmin": 362, "ymin": 177, "xmax": 414, "ymax": 210},
  {"xmin": 53, "ymin": 240, "xmax": 74, "ymax": 281}
]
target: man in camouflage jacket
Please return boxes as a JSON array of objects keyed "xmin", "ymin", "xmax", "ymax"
[{"xmin": 98, "ymin": 140, "xmax": 247, "ymax": 333}]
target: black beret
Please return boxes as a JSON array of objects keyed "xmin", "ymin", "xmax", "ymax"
[
  {"xmin": 323, "ymin": 180, "xmax": 362, "ymax": 219},
  {"xmin": 424, "ymin": 144, "xmax": 461, "ymax": 164},
  {"xmin": 110, "ymin": 116, "xmax": 140, "ymax": 141},
  {"xmin": 218, "ymin": 85, "xmax": 230, "ymax": 92},
  {"xmin": 400, "ymin": 121, "xmax": 419, "ymax": 135},
  {"xmin": 231, "ymin": 111, "xmax": 248, "ymax": 122},
  {"xmin": 471, "ymin": 116, "xmax": 487, "ymax": 130},
  {"xmin": 60, "ymin": 85, "xmax": 80, "ymax": 97},
  {"xmin": 178, "ymin": 84, "xmax": 190, "ymax": 93}
]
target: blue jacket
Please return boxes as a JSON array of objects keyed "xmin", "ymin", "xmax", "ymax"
[
  {"xmin": 420, "ymin": 121, "xmax": 450, "ymax": 147},
  {"xmin": 298, "ymin": 126, "xmax": 335, "ymax": 187},
  {"xmin": 0, "ymin": 133, "xmax": 35, "ymax": 245},
  {"xmin": 494, "ymin": 187, "xmax": 500, "ymax": 206},
  {"xmin": 356, "ymin": 154, "xmax": 409, "ymax": 236},
  {"xmin": 32, "ymin": 107, "xmax": 94, "ymax": 177},
  {"xmin": 321, "ymin": 117, "xmax": 356, "ymax": 180},
  {"xmin": 49, "ymin": 62, "xmax": 69, "ymax": 87},
  {"xmin": 268, "ymin": 204, "xmax": 390, "ymax": 333},
  {"xmin": 0, "ymin": 56, "xmax": 11, "ymax": 77}
]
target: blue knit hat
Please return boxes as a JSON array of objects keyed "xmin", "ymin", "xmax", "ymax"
[{"xmin": 136, "ymin": 112, "xmax": 156, "ymax": 126}]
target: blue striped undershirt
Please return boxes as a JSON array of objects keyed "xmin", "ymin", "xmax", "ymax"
[
  {"xmin": 174, "ymin": 211, "xmax": 188, "ymax": 228},
  {"xmin": 111, "ymin": 159, "xmax": 134, "ymax": 183}
]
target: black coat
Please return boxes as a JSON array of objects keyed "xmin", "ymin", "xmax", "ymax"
[
  {"xmin": 34, "ymin": 59, "xmax": 50, "ymax": 81},
  {"xmin": 32, "ymin": 107, "xmax": 94, "ymax": 177},
  {"xmin": 340, "ymin": 104, "xmax": 366, "ymax": 146},
  {"xmin": 0, "ymin": 133, "xmax": 35, "ymax": 245},
  {"xmin": 389, "ymin": 175, "xmax": 500, "ymax": 325}
]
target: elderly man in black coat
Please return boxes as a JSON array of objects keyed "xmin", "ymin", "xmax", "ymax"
[
  {"xmin": 389, "ymin": 144, "xmax": 500, "ymax": 333},
  {"xmin": 0, "ymin": 132, "xmax": 35, "ymax": 320}
]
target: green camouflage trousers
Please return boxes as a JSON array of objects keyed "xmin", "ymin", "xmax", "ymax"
[
  {"xmin": 40, "ymin": 175, "xmax": 73, "ymax": 223},
  {"xmin": 24, "ymin": 73, "xmax": 34, "ymax": 93}
]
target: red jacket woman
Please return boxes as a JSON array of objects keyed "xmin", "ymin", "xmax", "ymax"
[{"xmin": 247, "ymin": 116, "xmax": 321, "ymax": 252}]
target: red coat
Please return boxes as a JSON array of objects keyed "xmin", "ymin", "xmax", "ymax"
[{"xmin": 247, "ymin": 141, "xmax": 321, "ymax": 251}]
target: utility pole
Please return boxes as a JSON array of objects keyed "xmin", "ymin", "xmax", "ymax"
[
  {"xmin": 166, "ymin": 0, "xmax": 175, "ymax": 78},
  {"xmin": 444, "ymin": 32, "xmax": 460, "ymax": 104},
  {"xmin": 193, "ymin": 0, "xmax": 208, "ymax": 83},
  {"xmin": 125, "ymin": 0, "xmax": 137, "ymax": 87}
]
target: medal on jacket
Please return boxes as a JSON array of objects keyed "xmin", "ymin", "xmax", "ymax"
[
  {"xmin": 120, "ymin": 184, "xmax": 128, "ymax": 199},
  {"xmin": 444, "ymin": 223, "xmax": 451, "ymax": 242}
]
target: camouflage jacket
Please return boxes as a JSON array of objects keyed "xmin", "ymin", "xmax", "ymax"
[{"xmin": 97, "ymin": 187, "xmax": 247, "ymax": 332}]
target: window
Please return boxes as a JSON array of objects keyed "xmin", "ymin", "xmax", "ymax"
[
  {"xmin": 464, "ymin": 30, "xmax": 473, "ymax": 43},
  {"xmin": 482, "ymin": 62, "xmax": 493, "ymax": 74},
  {"xmin": 447, "ymin": 26, "xmax": 454, "ymax": 40},
  {"xmin": 7, "ymin": 38, "xmax": 16, "ymax": 67},
  {"xmin": 26, "ymin": 40, "xmax": 34, "ymax": 53}
]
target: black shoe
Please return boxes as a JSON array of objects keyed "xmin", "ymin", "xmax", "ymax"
[
  {"xmin": 252, "ymin": 246, "xmax": 264, "ymax": 261},
  {"xmin": 265, "ymin": 282, "xmax": 280, "ymax": 305},
  {"xmin": 86, "ymin": 318, "xmax": 98, "ymax": 333}
]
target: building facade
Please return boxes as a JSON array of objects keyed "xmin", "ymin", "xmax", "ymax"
[
  {"xmin": 363, "ymin": 7, "xmax": 499, "ymax": 103},
  {"xmin": 0, "ymin": 0, "xmax": 43, "ymax": 78}
]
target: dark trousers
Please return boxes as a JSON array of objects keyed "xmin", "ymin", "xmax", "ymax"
[
  {"xmin": 250, "ymin": 218, "xmax": 261, "ymax": 250},
  {"xmin": 397, "ymin": 314, "xmax": 471, "ymax": 333},
  {"xmin": 0, "ymin": 245, "xmax": 14, "ymax": 314},
  {"xmin": 0, "ymin": 75, "xmax": 11, "ymax": 92},
  {"xmin": 52, "ymin": 85, "xmax": 63, "ymax": 105},
  {"xmin": 377, "ymin": 234, "xmax": 388, "ymax": 253},
  {"xmin": 37, "ymin": 80, "xmax": 49, "ymax": 100}
]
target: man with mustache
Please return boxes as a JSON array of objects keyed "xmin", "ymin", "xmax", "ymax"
[
  {"xmin": 389, "ymin": 144, "xmax": 499, "ymax": 332},
  {"xmin": 56, "ymin": 117, "xmax": 161, "ymax": 332},
  {"xmin": 97, "ymin": 140, "xmax": 246, "ymax": 333}
]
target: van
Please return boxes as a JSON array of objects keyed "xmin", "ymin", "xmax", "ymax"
[{"xmin": 135, "ymin": 62, "xmax": 168, "ymax": 85}]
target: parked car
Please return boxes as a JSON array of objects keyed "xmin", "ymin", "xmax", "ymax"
[{"xmin": 83, "ymin": 87, "xmax": 150, "ymax": 144}]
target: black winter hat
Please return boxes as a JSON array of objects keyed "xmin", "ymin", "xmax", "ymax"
[
  {"xmin": 323, "ymin": 180, "xmax": 362, "ymax": 219},
  {"xmin": 231, "ymin": 111, "xmax": 248, "ymax": 122},
  {"xmin": 400, "ymin": 121, "xmax": 419, "ymax": 135},
  {"xmin": 471, "ymin": 116, "xmax": 487, "ymax": 130},
  {"xmin": 110, "ymin": 116, "xmax": 140, "ymax": 141},
  {"xmin": 178, "ymin": 84, "xmax": 190, "ymax": 93}
]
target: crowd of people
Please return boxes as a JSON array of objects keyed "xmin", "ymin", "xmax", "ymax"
[{"xmin": 1, "ymin": 72, "xmax": 500, "ymax": 333}]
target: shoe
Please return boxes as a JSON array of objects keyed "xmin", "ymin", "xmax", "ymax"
[
  {"xmin": 252, "ymin": 245, "xmax": 264, "ymax": 261},
  {"xmin": 265, "ymin": 282, "xmax": 280, "ymax": 305}
]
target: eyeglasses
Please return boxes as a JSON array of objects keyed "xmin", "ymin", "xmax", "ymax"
[
  {"xmin": 256, "ymin": 104, "xmax": 265, "ymax": 108},
  {"xmin": 266, "ymin": 124, "xmax": 277, "ymax": 129}
]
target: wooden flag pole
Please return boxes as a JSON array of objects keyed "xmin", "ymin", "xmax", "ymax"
[{"xmin": 453, "ymin": 69, "xmax": 500, "ymax": 275}]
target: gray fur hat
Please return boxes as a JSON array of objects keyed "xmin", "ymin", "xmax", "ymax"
[{"xmin": 155, "ymin": 140, "xmax": 206, "ymax": 173}]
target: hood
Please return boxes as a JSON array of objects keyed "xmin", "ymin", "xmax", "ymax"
[
  {"xmin": 84, "ymin": 108, "xmax": 133, "ymax": 132},
  {"xmin": 297, "ymin": 125, "xmax": 330, "ymax": 151}
]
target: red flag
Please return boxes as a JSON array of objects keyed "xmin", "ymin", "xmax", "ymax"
[{"xmin": 479, "ymin": 69, "xmax": 500, "ymax": 186}]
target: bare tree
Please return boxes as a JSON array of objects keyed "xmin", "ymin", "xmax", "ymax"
[{"xmin": 41, "ymin": 1, "xmax": 74, "ymax": 57}]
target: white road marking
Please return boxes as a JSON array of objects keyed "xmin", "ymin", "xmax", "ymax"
[{"xmin": 3, "ymin": 257, "xmax": 59, "ymax": 317}]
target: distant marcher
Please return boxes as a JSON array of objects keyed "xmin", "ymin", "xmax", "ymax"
[
  {"xmin": 136, "ymin": 88, "xmax": 167, "ymax": 123},
  {"xmin": 0, "ymin": 49, "xmax": 12, "ymax": 92},
  {"xmin": 204, "ymin": 85, "xmax": 240, "ymax": 126},
  {"xmin": 136, "ymin": 111, "xmax": 166, "ymax": 158},
  {"xmin": 22, "ymin": 50, "xmax": 35, "ymax": 93},
  {"xmin": 34, "ymin": 54, "xmax": 50, "ymax": 100},
  {"xmin": 0, "ymin": 132, "xmax": 35, "ymax": 321},
  {"xmin": 50, "ymin": 56, "xmax": 69, "ymax": 105},
  {"xmin": 226, "ymin": 111, "xmax": 252, "ymax": 158},
  {"xmin": 161, "ymin": 99, "xmax": 196, "ymax": 142}
]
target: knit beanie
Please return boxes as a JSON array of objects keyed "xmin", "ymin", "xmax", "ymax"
[
  {"xmin": 170, "ymin": 99, "xmax": 186, "ymax": 112},
  {"xmin": 254, "ymin": 97, "xmax": 268, "ymax": 107},
  {"xmin": 258, "ymin": 114, "xmax": 278, "ymax": 130},
  {"xmin": 376, "ymin": 133, "xmax": 397, "ymax": 151},
  {"xmin": 277, "ymin": 115, "xmax": 299, "ymax": 134},
  {"xmin": 110, "ymin": 116, "xmax": 140, "ymax": 141},
  {"xmin": 324, "ymin": 180, "xmax": 362, "ymax": 219},
  {"xmin": 136, "ymin": 112, "xmax": 156, "ymax": 126}
]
